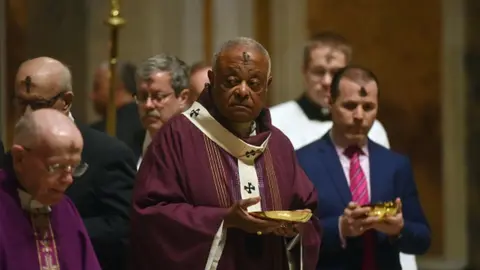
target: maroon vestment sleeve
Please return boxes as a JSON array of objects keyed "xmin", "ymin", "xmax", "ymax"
[{"xmin": 130, "ymin": 123, "xmax": 229, "ymax": 270}]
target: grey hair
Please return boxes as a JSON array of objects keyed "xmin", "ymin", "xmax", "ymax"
[
  {"xmin": 212, "ymin": 37, "xmax": 271, "ymax": 77},
  {"xmin": 136, "ymin": 54, "xmax": 190, "ymax": 95}
]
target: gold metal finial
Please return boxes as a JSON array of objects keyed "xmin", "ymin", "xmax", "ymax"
[{"xmin": 104, "ymin": 0, "xmax": 126, "ymax": 137}]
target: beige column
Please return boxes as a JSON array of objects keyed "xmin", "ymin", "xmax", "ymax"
[
  {"xmin": 269, "ymin": 0, "xmax": 307, "ymax": 105},
  {"xmin": 181, "ymin": 0, "xmax": 204, "ymax": 64},
  {"xmin": 418, "ymin": 0, "xmax": 468, "ymax": 269},
  {"xmin": 211, "ymin": 0, "xmax": 254, "ymax": 56}
]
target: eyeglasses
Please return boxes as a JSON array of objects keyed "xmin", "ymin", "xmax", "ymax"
[
  {"xmin": 47, "ymin": 162, "xmax": 89, "ymax": 177},
  {"xmin": 22, "ymin": 146, "xmax": 88, "ymax": 177},
  {"xmin": 133, "ymin": 92, "xmax": 174, "ymax": 104}
]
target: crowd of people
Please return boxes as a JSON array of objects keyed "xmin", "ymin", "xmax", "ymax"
[{"xmin": 0, "ymin": 32, "xmax": 430, "ymax": 270}]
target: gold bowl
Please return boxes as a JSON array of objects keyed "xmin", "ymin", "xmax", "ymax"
[
  {"xmin": 250, "ymin": 210, "xmax": 312, "ymax": 223},
  {"xmin": 364, "ymin": 201, "xmax": 398, "ymax": 219}
]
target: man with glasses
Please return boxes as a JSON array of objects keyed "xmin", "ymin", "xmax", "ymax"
[
  {"xmin": 14, "ymin": 57, "xmax": 136, "ymax": 270},
  {"xmin": 0, "ymin": 109, "xmax": 101, "ymax": 269},
  {"xmin": 134, "ymin": 53, "xmax": 192, "ymax": 168}
]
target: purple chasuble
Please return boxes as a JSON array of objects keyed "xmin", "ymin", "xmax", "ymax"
[
  {"xmin": 131, "ymin": 89, "xmax": 321, "ymax": 270},
  {"xmin": 0, "ymin": 158, "xmax": 101, "ymax": 270}
]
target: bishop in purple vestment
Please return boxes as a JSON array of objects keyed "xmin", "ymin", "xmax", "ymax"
[
  {"xmin": 131, "ymin": 37, "xmax": 321, "ymax": 270},
  {"xmin": 0, "ymin": 109, "xmax": 100, "ymax": 270}
]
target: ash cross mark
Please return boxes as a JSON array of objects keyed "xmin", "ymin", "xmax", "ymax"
[
  {"xmin": 245, "ymin": 150, "xmax": 259, "ymax": 158},
  {"xmin": 242, "ymin": 51, "xmax": 250, "ymax": 64},
  {"xmin": 25, "ymin": 76, "xmax": 32, "ymax": 93},
  {"xmin": 189, "ymin": 108, "xmax": 200, "ymax": 117},
  {"xmin": 244, "ymin": 182, "xmax": 256, "ymax": 194}
]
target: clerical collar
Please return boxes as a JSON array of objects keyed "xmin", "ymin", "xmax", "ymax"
[
  {"xmin": 296, "ymin": 94, "xmax": 331, "ymax": 121},
  {"xmin": 17, "ymin": 188, "xmax": 51, "ymax": 214},
  {"xmin": 142, "ymin": 132, "xmax": 152, "ymax": 156},
  {"xmin": 68, "ymin": 111, "xmax": 75, "ymax": 122},
  {"xmin": 250, "ymin": 121, "xmax": 257, "ymax": 136}
]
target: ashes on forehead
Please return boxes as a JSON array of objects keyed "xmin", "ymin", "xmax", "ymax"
[
  {"xmin": 359, "ymin": 86, "xmax": 368, "ymax": 97},
  {"xmin": 24, "ymin": 76, "xmax": 32, "ymax": 93},
  {"xmin": 325, "ymin": 49, "xmax": 335, "ymax": 63},
  {"xmin": 242, "ymin": 51, "xmax": 250, "ymax": 64}
]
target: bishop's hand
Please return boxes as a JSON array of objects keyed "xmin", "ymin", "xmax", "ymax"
[
  {"xmin": 224, "ymin": 197, "xmax": 282, "ymax": 234},
  {"xmin": 271, "ymin": 209, "xmax": 311, "ymax": 237}
]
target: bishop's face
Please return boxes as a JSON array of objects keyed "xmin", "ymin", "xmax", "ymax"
[
  {"xmin": 303, "ymin": 46, "xmax": 347, "ymax": 108},
  {"xmin": 209, "ymin": 47, "xmax": 272, "ymax": 123},
  {"xmin": 330, "ymin": 78, "xmax": 378, "ymax": 145}
]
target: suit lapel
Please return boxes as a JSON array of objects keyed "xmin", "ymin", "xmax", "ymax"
[
  {"xmin": 318, "ymin": 136, "xmax": 352, "ymax": 204},
  {"xmin": 368, "ymin": 140, "xmax": 388, "ymax": 204}
]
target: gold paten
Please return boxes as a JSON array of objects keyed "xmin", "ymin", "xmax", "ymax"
[
  {"xmin": 250, "ymin": 210, "xmax": 312, "ymax": 223},
  {"xmin": 365, "ymin": 201, "xmax": 398, "ymax": 219}
]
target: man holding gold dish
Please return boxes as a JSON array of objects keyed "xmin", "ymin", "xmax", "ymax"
[
  {"xmin": 130, "ymin": 37, "xmax": 321, "ymax": 270},
  {"xmin": 297, "ymin": 65, "xmax": 431, "ymax": 269}
]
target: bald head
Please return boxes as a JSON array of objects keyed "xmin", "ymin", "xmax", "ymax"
[
  {"xmin": 16, "ymin": 57, "xmax": 72, "ymax": 95},
  {"xmin": 12, "ymin": 108, "xmax": 83, "ymax": 206},
  {"xmin": 14, "ymin": 57, "xmax": 73, "ymax": 116},
  {"xmin": 14, "ymin": 108, "xmax": 82, "ymax": 150},
  {"xmin": 212, "ymin": 37, "xmax": 271, "ymax": 77}
]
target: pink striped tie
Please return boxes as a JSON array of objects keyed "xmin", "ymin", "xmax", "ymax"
[{"xmin": 344, "ymin": 146, "xmax": 376, "ymax": 270}]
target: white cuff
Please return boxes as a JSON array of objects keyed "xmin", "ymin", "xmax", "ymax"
[{"xmin": 338, "ymin": 216, "xmax": 347, "ymax": 249}]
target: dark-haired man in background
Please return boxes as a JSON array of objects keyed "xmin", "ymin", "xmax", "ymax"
[
  {"xmin": 188, "ymin": 61, "xmax": 211, "ymax": 103},
  {"xmin": 269, "ymin": 31, "xmax": 389, "ymax": 150},
  {"xmin": 90, "ymin": 61, "xmax": 144, "ymax": 158},
  {"xmin": 297, "ymin": 66, "xmax": 430, "ymax": 270}
]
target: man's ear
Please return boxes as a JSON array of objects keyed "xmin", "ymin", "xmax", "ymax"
[
  {"xmin": 178, "ymin": 88, "xmax": 192, "ymax": 110},
  {"xmin": 207, "ymin": 70, "xmax": 215, "ymax": 85},
  {"xmin": 11, "ymin": 145, "xmax": 26, "ymax": 165},
  {"xmin": 62, "ymin": 91, "xmax": 74, "ymax": 111}
]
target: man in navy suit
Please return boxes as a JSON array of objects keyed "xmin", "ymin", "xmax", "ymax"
[{"xmin": 296, "ymin": 65, "xmax": 430, "ymax": 270}]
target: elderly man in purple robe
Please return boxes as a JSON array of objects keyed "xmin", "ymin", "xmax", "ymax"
[
  {"xmin": 0, "ymin": 109, "xmax": 101, "ymax": 269},
  {"xmin": 131, "ymin": 37, "xmax": 321, "ymax": 270}
]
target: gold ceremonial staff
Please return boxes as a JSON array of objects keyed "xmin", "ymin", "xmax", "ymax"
[{"xmin": 105, "ymin": 0, "xmax": 126, "ymax": 137}]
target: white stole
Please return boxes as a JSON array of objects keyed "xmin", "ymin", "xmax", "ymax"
[
  {"xmin": 136, "ymin": 132, "xmax": 152, "ymax": 170},
  {"xmin": 183, "ymin": 102, "xmax": 270, "ymax": 213},
  {"xmin": 183, "ymin": 102, "xmax": 302, "ymax": 270},
  {"xmin": 183, "ymin": 102, "xmax": 270, "ymax": 270}
]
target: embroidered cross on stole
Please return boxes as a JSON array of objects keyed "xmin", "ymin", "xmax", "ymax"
[
  {"xmin": 184, "ymin": 102, "xmax": 302, "ymax": 270},
  {"xmin": 183, "ymin": 102, "xmax": 272, "ymax": 270},
  {"xmin": 30, "ymin": 211, "xmax": 61, "ymax": 270},
  {"xmin": 183, "ymin": 102, "xmax": 270, "ymax": 213},
  {"xmin": 18, "ymin": 189, "xmax": 60, "ymax": 270}
]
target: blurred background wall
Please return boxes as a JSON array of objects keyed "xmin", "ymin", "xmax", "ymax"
[{"xmin": 0, "ymin": 0, "xmax": 474, "ymax": 268}]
